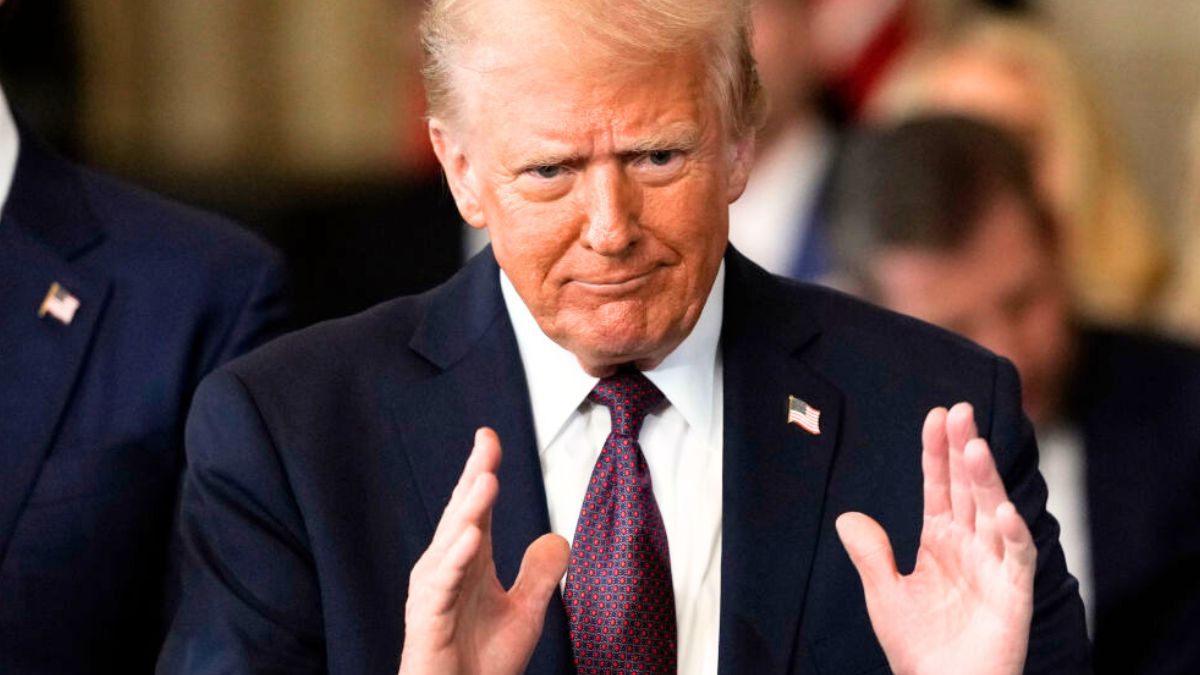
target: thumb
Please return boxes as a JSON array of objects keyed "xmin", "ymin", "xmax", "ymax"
[
  {"xmin": 510, "ymin": 533, "xmax": 571, "ymax": 616},
  {"xmin": 836, "ymin": 512, "xmax": 899, "ymax": 593}
]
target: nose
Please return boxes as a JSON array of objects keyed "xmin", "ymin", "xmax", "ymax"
[{"xmin": 581, "ymin": 164, "xmax": 639, "ymax": 255}]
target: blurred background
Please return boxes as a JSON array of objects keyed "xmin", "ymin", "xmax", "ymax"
[{"xmin": 1, "ymin": 0, "xmax": 1197, "ymax": 329}]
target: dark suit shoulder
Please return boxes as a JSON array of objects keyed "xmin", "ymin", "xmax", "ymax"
[
  {"xmin": 1077, "ymin": 326, "xmax": 1200, "ymax": 390},
  {"xmin": 1071, "ymin": 326, "xmax": 1200, "ymax": 451},
  {"xmin": 748, "ymin": 268, "xmax": 1001, "ymax": 387},
  {"xmin": 221, "ymin": 290, "xmax": 438, "ymax": 401},
  {"xmin": 76, "ymin": 165, "xmax": 282, "ymax": 273}
]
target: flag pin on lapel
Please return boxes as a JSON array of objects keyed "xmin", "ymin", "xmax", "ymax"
[
  {"xmin": 787, "ymin": 395, "xmax": 821, "ymax": 435},
  {"xmin": 38, "ymin": 282, "xmax": 81, "ymax": 326}
]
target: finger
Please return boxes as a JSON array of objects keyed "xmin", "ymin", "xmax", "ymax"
[
  {"xmin": 430, "ymin": 464, "xmax": 500, "ymax": 568},
  {"xmin": 946, "ymin": 402, "xmax": 978, "ymax": 529},
  {"xmin": 424, "ymin": 471, "xmax": 498, "ymax": 595},
  {"xmin": 996, "ymin": 501, "xmax": 1036, "ymax": 585},
  {"xmin": 965, "ymin": 437, "xmax": 1007, "ymax": 556},
  {"xmin": 447, "ymin": 428, "xmax": 503, "ymax": 512},
  {"xmin": 426, "ymin": 524, "xmax": 484, "ymax": 615},
  {"xmin": 836, "ymin": 512, "xmax": 899, "ymax": 594},
  {"xmin": 921, "ymin": 407, "xmax": 951, "ymax": 519},
  {"xmin": 510, "ymin": 533, "xmax": 571, "ymax": 619},
  {"xmin": 431, "ymin": 428, "xmax": 503, "ymax": 554}
]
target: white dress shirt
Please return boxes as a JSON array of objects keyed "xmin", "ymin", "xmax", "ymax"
[
  {"xmin": 1037, "ymin": 423, "xmax": 1094, "ymax": 636},
  {"xmin": 500, "ymin": 265, "xmax": 725, "ymax": 675},
  {"xmin": 0, "ymin": 85, "xmax": 21, "ymax": 219}
]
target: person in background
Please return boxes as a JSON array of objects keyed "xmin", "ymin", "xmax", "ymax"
[
  {"xmin": 827, "ymin": 114, "xmax": 1200, "ymax": 674},
  {"xmin": 870, "ymin": 14, "xmax": 1169, "ymax": 328},
  {"xmin": 727, "ymin": 0, "xmax": 838, "ymax": 280},
  {"xmin": 159, "ymin": 1, "xmax": 1089, "ymax": 673},
  {"xmin": 0, "ymin": 4, "xmax": 289, "ymax": 672}
]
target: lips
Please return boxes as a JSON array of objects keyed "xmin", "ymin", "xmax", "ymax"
[{"xmin": 570, "ymin": 267, "xmax": 660, "ymax": 292}]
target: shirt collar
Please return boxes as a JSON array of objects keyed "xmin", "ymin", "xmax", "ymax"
[
  {"xmin": 0, "ymin": 85, "xmax": 19, "ymax": 220},
  {"xmin": 500, "ymin": 261, "xmax": 725, "ymax": 451}
]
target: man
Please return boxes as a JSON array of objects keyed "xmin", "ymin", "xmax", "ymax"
[
  {"xmin": 0, "ymin": 60, "xmax": 288, "ymax": 675},
  {"xmin": 160, "ymin": 2, "xmax": 1088, "ymax": 673},
  {"xmin": 826, "ymin": 115, "xmax": 1200, "ymax": 673},
  {"xmin": 728, "ymin": 0, "xmax": 837, "ymax": 280}
]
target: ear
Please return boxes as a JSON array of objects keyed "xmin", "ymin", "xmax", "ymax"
[
  {"xmin": 429, "ymin": 118, "xmax": 487, "ymax": 229},
  {"xmin": 726, "ymin": 133, "xmax": 756, "ymax": 203}
]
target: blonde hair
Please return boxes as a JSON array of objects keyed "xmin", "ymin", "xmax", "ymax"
[
  {"xmin": 419, "ymin": 0, "xmax": 764, "ymax": 139},
  {"xmin": 874, "ymin": 15, "xmax": 1168, "ymax": 326}
]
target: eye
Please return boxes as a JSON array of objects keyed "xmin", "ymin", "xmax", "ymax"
[
  {"xmin": 646, "ymin": 150, "xmax": 678, "ymax": 166},
  {"xmin": 530, "ymin": 165, "xmax": 565, "ymax": 179}
]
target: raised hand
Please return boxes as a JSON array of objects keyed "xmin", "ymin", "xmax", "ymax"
[
  {"xmin": 398, "ymin": 428, "xmax": 571, "ymax": 675},
  {"xmin": 836, "ymin": 403, "xmax": 1036, "ymax": 675}
]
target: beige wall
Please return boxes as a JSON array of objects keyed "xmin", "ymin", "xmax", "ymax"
[
  {"xmin": 1041, "ymin": 0, "xmax": 1200, "ymax": 234},
  {"xmin": 74, "ymin": 0, "xmax": 417, "ymax": 181}
]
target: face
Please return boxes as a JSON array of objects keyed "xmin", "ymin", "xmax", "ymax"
[
  {"xmin": 870, "ymin": 197, "xmax": 1073, "ymax": 426},
  {"xmin": 430, "ymin": 16, "xmax": 753, "ymax": 375}
]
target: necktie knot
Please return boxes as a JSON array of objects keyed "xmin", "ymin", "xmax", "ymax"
[{"xmin": 588, "ymin": 370, "xmax": 664, "ymax": 438}]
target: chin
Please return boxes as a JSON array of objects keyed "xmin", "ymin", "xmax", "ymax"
[{"xmin": 561, "ymin": 330, "xmax": 665, "ymax": 372}]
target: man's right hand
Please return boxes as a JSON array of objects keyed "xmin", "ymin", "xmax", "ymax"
[{"xmin": 398, "ymin": 428, "xmax": 571, "ymax": 675}]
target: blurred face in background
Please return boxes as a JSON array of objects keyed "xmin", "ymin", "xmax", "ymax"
[
  {"xmin": 870, "ymin": 195, "xmax": 1073, "ymax": 426},
  {"xmin": 429, "ymin": 1, "xmax": 754, "ymax": 375},
  {"xmin": 751, "ymin": 0, "xmax": 819, "ymax": 136}
]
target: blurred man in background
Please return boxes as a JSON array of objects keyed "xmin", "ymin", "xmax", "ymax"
[
  {"xmin": 827, "ymin": 115, "xmax": 1200, "ymax": 674},
  {"xmin": 728, "ymin": 0, "xmax": 837, "ymax": 280},
  {"xmin": 0, "ymin": 2, "xmax": 289, "ymax": 671}
]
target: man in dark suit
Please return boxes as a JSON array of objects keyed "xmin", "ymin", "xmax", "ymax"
[
  {"xmin": 160, "ymin": 1, "xmax": 1088, "ymax": 673},
  {"xmin": 826, "ymin": 115, "xmax": 1200, "ymax": 673},
  {"xmin": 0, "ymin": 87, "xmax": 288, "ymax": 670}
]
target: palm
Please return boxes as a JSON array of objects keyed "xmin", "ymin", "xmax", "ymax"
[
  {"xmin": 400, "ymin": 429, "xmax": 569, "ymax": 675},
  {"xmin": 838, "ymin": 404, "xmax": 1035, "ymax": 675}
]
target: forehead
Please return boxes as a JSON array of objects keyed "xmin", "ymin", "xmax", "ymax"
[
  {"xmin": 453, "ymin": 36, "xmax": 718, "ymax": 152},
  {"xmin": 875, "ymin": 198, "xmax": 1049, "ymax": 314}
]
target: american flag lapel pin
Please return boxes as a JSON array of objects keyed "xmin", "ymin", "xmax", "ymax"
[
  {"xmin": 787, "ymin": 395, "xmax": 821, "ymax": 435},
  {"xmin": 38, "ymin": 282, "xmax": 81, "ymax": 326}
]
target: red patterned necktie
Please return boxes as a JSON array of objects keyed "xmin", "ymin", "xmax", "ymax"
[{"xmin": 564, "ymin": 370, "xmax": 677, "ymax": 674}]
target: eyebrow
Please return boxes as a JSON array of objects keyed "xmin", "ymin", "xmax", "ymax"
[
  {"xmin": 619, "ymin": 125, "xmax": 701, "ymax": 154},
  {"xmin": 512, "ymin": 123, "xmax": 702, "ymax": 170}
]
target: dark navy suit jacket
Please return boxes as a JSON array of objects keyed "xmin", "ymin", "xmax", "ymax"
[
  {"xmin": 1066, "ymin": 328, "xmax": 1200, "ymax": 674},
  {"xmin": 159, "ymin": 248, "xmax": 1089, "ymax": 674},
  {"xmin": 0, "ymin": 126, "xmax": 288, "ymax": 673}
]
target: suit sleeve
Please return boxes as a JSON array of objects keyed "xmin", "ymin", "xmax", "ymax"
[
  {"xmin": 205, "ymin": 246, "xmax": 291, "ymax": 371},
  {"xmin": 985, "ymin": 357, "xmax": 1092, "ymax": 674},
  {"xmin": 158, "ymin": 369, "xmax": 326, "ymax": 674}
]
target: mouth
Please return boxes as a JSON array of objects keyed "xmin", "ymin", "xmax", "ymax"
[{"xmin": 569, "ymin": 267, "xmax": 660, "ymax": 294}]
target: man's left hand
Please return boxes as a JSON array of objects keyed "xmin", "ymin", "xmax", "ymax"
[{"xmin": 836, "ymin": 403, "xmax": 1036, "ymax": 675}]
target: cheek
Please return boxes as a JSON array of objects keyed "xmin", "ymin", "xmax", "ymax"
[
  {"xmin": 644, "ymin": 177, "xmax": 728, "ymax": 249},
  {"xmin": 487, "ymin": 193, "xmax": 578, "ymax": 274},
  {"xmin": 1026, "ymin": 294, "xmax": 1069, "ymax": 354}
]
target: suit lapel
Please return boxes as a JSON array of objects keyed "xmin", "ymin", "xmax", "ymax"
[
  {"xmin": 391, "ymin": 250, "xmax": 573, "ymax": 672},
  {"xmin": 0, "ymin": 128, "xmax": 110, "ymax": 565},
  {"xmin": 718, "ymin": 250, "xmax": 843, "ymax": 675}
]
